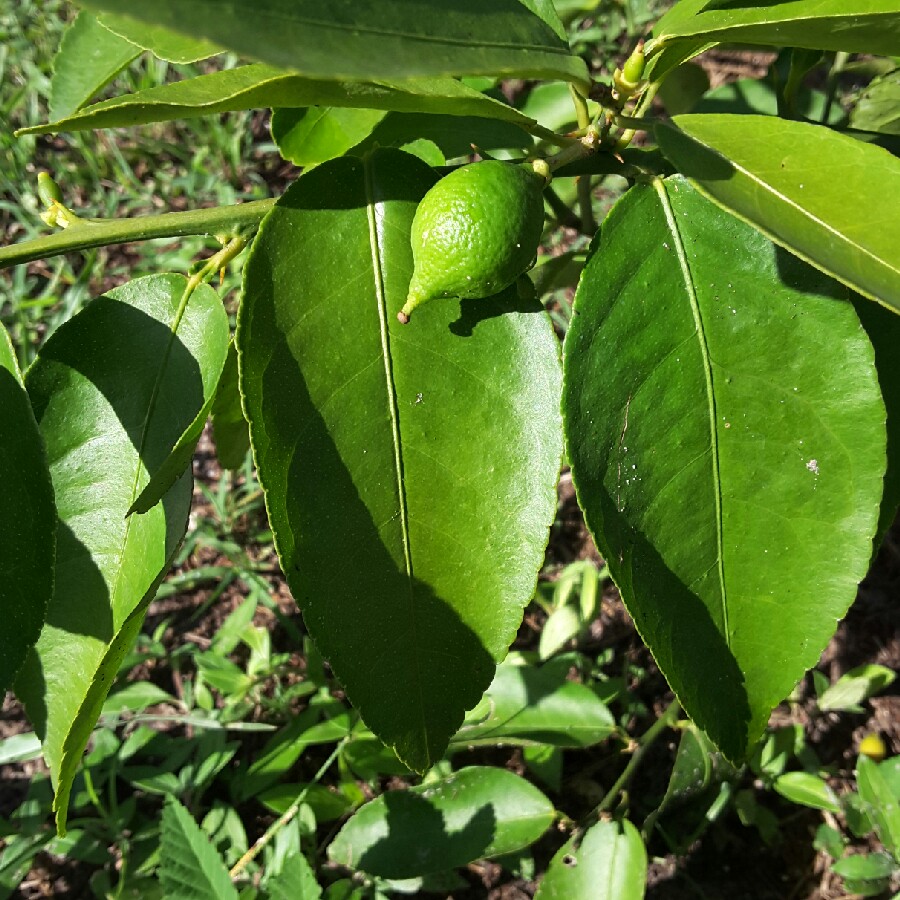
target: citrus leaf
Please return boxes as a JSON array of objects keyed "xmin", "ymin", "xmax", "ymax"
[
  {"xmin": 49, "ymin": 11, "xmax": 140, "ymax": 121},
  {"xmin": 563, "ymin": 178, "xmax": 886, "ymax": 761},
  {"xmin": 74, "ymin": 0, "xmax": 591, "ymax": 89},
  {"xmin": 19, "ymin": 66, "xmax": 538, "ymax": 136},
  {"xmin": 854, "ymin": 299, "xmax": 900, "ymax": 546},
  {"xmin": 159, "ymin": 796, "xmax": 239, "ymax": 900},
  {"xmin": 452, "ymin": 661, "xmax": 615, "ymax": 749},
  {"xmin": 210, "ymin": 341, "xmax": 250, "ymax": 471},
  {"xmin": 535, "ymin": 819, "xmax": 646, "ymax": 900},
  {"xmin": 127, "ymin": 285, "xmax": 229, "ymax": 515},
  {"xmin": 656, "ymin": 114, "xmax": 900, "ymax": 314},
  {"xmin": 851, "ymin": 68, "xmax": 900, "ymax": 136},
  {"xmin": 0, "ymin": 324, "xmax": 54, "ymax": 696},
  {"xmin": 97, "ymin": 13, "xmax": 222, "ymax": 63},
  {"xmin": 271, "ymin": 106, "xmax": 388, "ymax": 167},
  {"xmin": 327, "ymin": 767, "xmax": 555, "ymax": 878},
  {"xmin": 652, "ymin": 0, "xmax": 900, "ymax": 57},
  {"xmin": 238, "ymin": 149, "xmax": 562, "ymax": 771},
  {"xmin": 857, "ymin": 756, "xmax": 900, "ymax": 859},
  {"xmin": 17, "ymin": 274, "xmax": 216, "ymax": 832}
]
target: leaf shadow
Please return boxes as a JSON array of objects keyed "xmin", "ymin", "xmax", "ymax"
[
  {"xmin": 357, "ymin": 789, "xmax": 497, "ymax": 879},
  {"xmin": 449, "ymin": 285, "xmax": 545, "ymax": 337}
]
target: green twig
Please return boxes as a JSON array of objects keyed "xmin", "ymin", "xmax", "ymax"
[
  {"xmin": 569, "ymin": 83, "xmax": 592, "ymax": 131},
  {"xmin": 586, "ymin": 698, "xmax": 681, "ymax": 824},
  {"xmin": 821, "ymin": 51, "xmax": 849, "ymax": 125},
  {"xmin": 544, "ymin": 185, "xmax": 582, "ymax": 231},
  {"xmin": 576, "ymin": 174, "xmax": 597, "ymax": 235},
  {"xmin": 615, "ymin": 81, "xmax": 661, "ymax": 151},
  {"xmin": 229, "ymin": 734, "xmax": 350, "ymax": 881},
  {"xmin": 0, "ymin": 199, "xmax": 274, "ymax": 269}
]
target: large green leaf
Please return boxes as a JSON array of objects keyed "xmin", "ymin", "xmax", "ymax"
[
  {"xmin": 74, "ymin": 0, "xmax": 590, "ymax": 88},
  {"xmin": 0, "ymin": 325, "xmax": 55, "ymax": 696},
  {"xmin": 656, "ymin": 115, "xmax": 900, "ymax": 314},
  {"xmin": 97, "ymin": 13, "xmax": 222, "ymax": 63},
  {"xmin": 451, "ymin": 660, "xmax": 615, "ymax": 748},
  {"xmin": 651, "ymin": 0, "xmax": 900, "ymax": 57},
  {"xmin": 16, "ymin": 274, "xmax": 219, "ymax": 831},
  {"xmin": 20, "ymin": 65, "xmax": 538, "ymax": 136},
  {"xmin": 534, "ymin": 819, "xmax": 647, "ymax": 900},
  {"xmin": 563, "ymin": 178, "xmax": 886, "ymax": 761},
  {"xmin": 159, "ymin": 796, "xmax": 239, "ymax": 900},
  {"xmin": 857, "ymin": 756, "xmax": 900, "ymax": 860},
  {"xmin": 49, "ymin": 11, "xmax": 140, "ymax": 122},
  {"xmin": 327, "ymin": 767, "xmax": 555, "ymax": 878},
  {"xmin": 238, "ymin": 149, "xmax": 562, "ymax": 771}
]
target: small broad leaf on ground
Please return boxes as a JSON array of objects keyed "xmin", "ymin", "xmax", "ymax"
[
  {"xmin": 74, "ymin": 0, "xmax": 590, "ymax": 88},
  {"xmin": 818, "ymin": 664, "xmax": 896, "ymax": 713},
  {"xmin": 49, "ymin": 10, "xmax": 140, "ymax": 122},
  {"xmin": 856, "ymin": 756, "xmax": 900, "ymax": 859},
  {"xmin": 773, "ymin": 772, "xmax": 841, "ymax": 813},
  {"xmin": 451, "ymin": 661, "xmax": 615, "ymax": 749},
  {"xmin": 655, "ymin": 114, "xmax": 900, "ymax": 314},
  {"xmin": 16, "ymin": 274, "xmax": 218, "ymax": 832},
  {"xmin": 159, "ymin": 795, "xmax": 239, "ymax": 900},
  {"xmin": 238, "ymin": 149, "xmax": 562, "ymax": 771},
  {"xmin": 266, "ymin": 853, "xmax": 322, "ymax": 900},
  {"xmin": 652, "ymin": 0, "xmax": 900, "ymax": 57},
  {"xmin": 563, "ymin": 177, "xmax": 886, "ymax": 761},
  {"xmin": 20, "ymin": 67, "xmax": 538, "ymax": 137},
  {"xmin": 535, "ymin": 818, "xmax": 646, "ymax": 900},
  {"xmin": 97, "ymin": 12, "xmax": 222, "ymax": 63},
  {"xmin": 327, "ymin": 766, "xmax": 555, "ymax": 878},
  {"xmin": 0, "ymin": 324, "xmax": 54, "ymax": 696}
]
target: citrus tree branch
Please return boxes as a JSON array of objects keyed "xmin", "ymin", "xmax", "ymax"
[{"xmin": 0, "ymin": 199, "xmax": 275, "ymax": 269}]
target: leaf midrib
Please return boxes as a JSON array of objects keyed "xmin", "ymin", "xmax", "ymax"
[
  {"xmin": 362, "ymin": 157, "xmax": 428, "ymax": 763},
  {"xmin": 653, "ymin": 178, "xmax": 730, "ymax": 646}
]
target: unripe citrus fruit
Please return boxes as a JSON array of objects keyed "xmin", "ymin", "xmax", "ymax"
[{"xmin": 398, "ymin": 160, "xmax": 547, "ymax": 323}]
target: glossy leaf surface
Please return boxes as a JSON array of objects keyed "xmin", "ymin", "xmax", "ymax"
[
  {"xmin": 159, "ymin": 796, "xmax": 239, "ymax": 900},
  {"xmin": 0, "ymin": 325, "xmax": 54, "ymax": 695},
  {"xmin": 21, "ymin": 66, "xmax": 537, "ymax": 136},
  {"xmin": 774, "ymin": 772, "xmax": 841, "ymax": 812},
  {"xmin": 535, "ymin": 819, "xmax": 646, "ymax": 900},
  {"xmin": 271, "ymin": 106, "xmax": 388, "ymax": 167},
  {"xmin": 75, "ymin": 0, "xmax": 591, "ymax": 88},
  {"xmin": 452, "ymin": 661, "xmax": 615, "ymax": 748},
  {"xmin": 238, "ymin": 149, "xmax": 562, "ymax": 771},
  {"xmin": 656, "ymin": 115, "xmax": 900, "ymax": 313},
  {"xmin": 652, "ymin": 0, "xmax": 900, "ymax": 57},
  {"xmin": 18, "ymin": 275, "xmax": 212, "ymax": 830},
  {"xmin": 328, "ymin": 767, "xmax": 555, "ymax": 878},
  {"xmin": 563, "ymin": 178, "xmax": 886, "ymax": 760},
  {"xmin": 49, "ymin": 11, "xmax": 140, "ymax": 121}
]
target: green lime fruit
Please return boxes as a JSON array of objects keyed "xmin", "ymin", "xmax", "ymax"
[{"xmin": 398, "ymin": 160, "xmax": 548, "ymax": 323}]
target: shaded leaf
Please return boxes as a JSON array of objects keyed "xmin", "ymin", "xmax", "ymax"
[
  {"xmin": 49, "ymin": 11, "xmax": 140, "ymax": 122},
  {"xmin": 851, "ymin": 69, "xmax": 900, "ymax": 136},
  {"xmin": 0, "ymin": 324, "xmax": 54, "ymax": 696},
  {"xmin": 656, "ymin": 114, "xmax": 900, "ymax": 313},
  {"xmin": 238, "ymin": 149, "xmax": 562, "ymax": 770},
  {"xmin": 17, "ymin": 275, "xmax": 214, "ymax": 831},
  {"xmin": 211, "ymin": 341, "xmax": 251, "ymax": 470},
  {"xmin": 75, "ymin": 0, "xmax": 590, "ymax": 89},
  {"xmin": 818, "ymin": 664, "xmax": 896, "ymax": 712},
  {"xmin": 652, "ymin": 0, "xmax": 900, "ymax": 57},
  {"xmin": 21, "ymin": 66, "xmax": 538, "ymax": 136},
  {"xmin": 328, "ymin": 767, "xmax": 554, "ymax": 878},
  {"xmin": 563, "ymin": 178, "xmax": 886, "ymax": 760},
  {"xmin": 98, "ymin": 12, "xmax": 222, "ymax": 63},
  {"xmin": 535, "ymin": 818, "xmax": 646, "ymax": 900},
  {"xmin": 159, "ymin": 795, "xmax": 239, "ymax": 900},
  {"xmin": 128, "ymin": 282, "xmax": 229, "ymax": 515}
]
